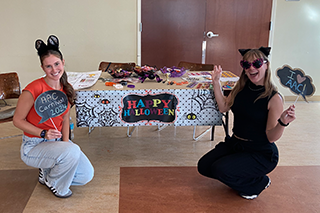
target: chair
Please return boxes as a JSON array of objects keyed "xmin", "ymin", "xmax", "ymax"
[
  {"xmin": 98, "ymin": 62, "xmax": 136, "ymax": 72},
  {"xmin": 0, "ymin": 72, "xmax": 21, "ymax": 121},
  {"xmin": 178, "ymin": 61, "xmax": 214, "ymax": 71}
]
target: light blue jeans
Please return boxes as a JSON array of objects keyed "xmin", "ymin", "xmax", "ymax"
[{"xmin": 21, "ymin": 135, "xmax": 94, "ymax": 195}]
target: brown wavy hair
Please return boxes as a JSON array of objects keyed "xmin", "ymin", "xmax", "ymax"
[{"xmin": 227, "ymin": 49, "xmax": 278, "ymax": 107}]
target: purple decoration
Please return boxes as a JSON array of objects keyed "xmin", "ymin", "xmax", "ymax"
[
  {"xmin": 108, "ymin": 69, "xmax": 133, "ymax": 78},
  {"xmin": 160, "ymin": 66, "xmax": 187, "ymax": 77}
]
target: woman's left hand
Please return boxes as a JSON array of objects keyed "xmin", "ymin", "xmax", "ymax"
[{"xmin": 280, "ymin": 104, "xmax": 296, "ymax": 125}]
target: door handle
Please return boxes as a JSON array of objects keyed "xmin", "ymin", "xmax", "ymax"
[{"xmin": 206, "ymin": 31, "xmax": 219, "ymax": 38}]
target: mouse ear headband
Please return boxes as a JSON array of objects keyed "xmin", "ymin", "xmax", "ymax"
[
  {"xmin": 238, "ymin": 46, "xmax": 271, "ymax": 57},
  {"xmin": 35, "ymin": 35, "xmax": 60, "ymax": 57}
]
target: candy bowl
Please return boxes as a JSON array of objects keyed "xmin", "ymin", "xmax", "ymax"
[
  {"xmin": 133, "ymin": 65, "xmax": 162, "ymax": 83},
  {"xmin": 133, "ymin": 65, "xmax": 157, "ymax": 77},
  {"xmin": 160, "ymin": 66, "xmax": 187, "ymax": 77},
  {"xmin": 108, "ymin": 68, "xmax": 133, "ymax": 78}
]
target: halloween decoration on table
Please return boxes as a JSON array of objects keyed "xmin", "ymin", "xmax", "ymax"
[
  {"xmin": 108, "ymin": 68, "xmax": 133, "ymax": 78},
  {"xmin": 276, "ymin": 65, "xmax": 315, "ymax": 103},
  {"xmin": 134, "ymin": 65, "xmax": 162, "ymax": 83},
  {"xmin": 160, "ymin": 66, "xmax": 187, "ymax": 78}
]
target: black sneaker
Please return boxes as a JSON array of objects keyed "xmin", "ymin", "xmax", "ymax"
[
  {"xmin": 44, "ymin": 179, "xmax": 73, "ymax": 198},
  {"xmin": 240, "ymin": 177, "xmax": 271, "ymax": 200},
  {"xmin": 38, "ymin": 168, "xmax": 45, "ymax": 185},
  {"xmin": 265, "ymin": 177, "xmax": 271, "ymax": 189}
]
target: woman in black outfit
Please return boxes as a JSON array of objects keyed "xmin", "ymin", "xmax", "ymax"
[{"xmin": 197, "ymin": 47, "xmax": 296, "ymax": 199}]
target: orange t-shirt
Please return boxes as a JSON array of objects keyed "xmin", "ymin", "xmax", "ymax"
[{"xmin": 23, "ymin": 78, "xmax": 70, "ymax": 138}]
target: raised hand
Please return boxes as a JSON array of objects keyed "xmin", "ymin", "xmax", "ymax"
[{"xmin": 211, "ymin": 65, "xmax": 223, "ymax": 84}]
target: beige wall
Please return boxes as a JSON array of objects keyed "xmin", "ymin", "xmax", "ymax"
[
  {"xmin": 270, "ymin": 0, "xmax": 320, "ymax": 101},
  {"xmin": 0, "ymin": 0, "xmax": 137, "ymax": 88},
  {"xmin": 0, "ymin": 0, "xmax": 319, "ymax": 101}
]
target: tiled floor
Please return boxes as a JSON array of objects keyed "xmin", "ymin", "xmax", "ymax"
[
  {"xmin": 0, "ymin": 101, "xmax": 319, "ymax": 213},
  {"xmin": 119, "ymin": 166, "xmax": 320, "ymax": 213}
]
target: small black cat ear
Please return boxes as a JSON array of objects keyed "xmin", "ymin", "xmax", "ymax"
[
  {"xmin": 238, "ymin": 48, "xmax": 251, "ymax": 56},
  {"xmin": 258, "ymin": 46, "xmax": 271, "ymax": 57},
  {"xmin": 35, "ymin": 39, "xmax": 46, "ymax": 51},
  {"xmin": 47, "ymin": 35, "xmax": 59, "ymax": 50},
  {"xmin": 35, "ymin": 39, "xmax": 47, "ymax": 56}
]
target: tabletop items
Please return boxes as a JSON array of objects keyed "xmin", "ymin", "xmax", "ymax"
[
  {"xmin": 133, "ymin": 65, "xmax": 162, "ymax": 83},
  {"xmin": 160, "ymin": 66, "xmax": 187, "ymax": 77},
  {"xmin": 67, "ymin": 71, "xmax": 102, "ymax": 90},
  {"xmin": 133, "ymin": 65, "xmax": 157, "ymax": 76},
  {"xmin": 101, "ymin": 64, "xmax": 239, "ymax": 90},
  {"xmin": 108, "ymin": 68, "xmax": 133, "ymax": 78},
  {"xmin": 107, "ymin": 65, "xmax": 188, "ymax": 81}
]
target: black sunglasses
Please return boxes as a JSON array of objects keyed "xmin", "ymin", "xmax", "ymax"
[{"xmin": 240, "ymin": 58, "xmax": 267, "ymax": 70}]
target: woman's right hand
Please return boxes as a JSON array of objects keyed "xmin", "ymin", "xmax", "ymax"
[
  {"xmin": 210, "ymin": 65, "xmax": 230, "ymax": 113},
  {"xmin": 211, "ymin": 65, "xmax": 222, "ymax": 84},
  {"xmin": 45, "ymin": 129, "xmax": 62, "ymax": 140}
]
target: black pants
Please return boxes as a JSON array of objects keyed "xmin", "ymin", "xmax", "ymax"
[{"xmin": 197, "ymin": 136, "xmax": 278, "ymax": 195}]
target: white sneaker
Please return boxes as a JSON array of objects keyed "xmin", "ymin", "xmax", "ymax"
[
  {"xmin": 240, "ymin": 193, "xmax": 258, "ymax": 200},
  {"xmin": 44, "ymin": 179, "xmax": 73, "ymax": 198}
]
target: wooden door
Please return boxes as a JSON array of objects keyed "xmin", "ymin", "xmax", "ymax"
[
  {"xmin": 205, "ymin": 0, "xmax": 272, "ymax": 75},
  {"xmin": 141, "ymin": 0, "xmax": 272, "ymax": 74},
  {"xmin": 141, "ymin": 0, "xmax": 206, "ymax": 68}
]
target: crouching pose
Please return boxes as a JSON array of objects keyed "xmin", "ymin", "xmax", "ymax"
[
  {"xmin": 197, "ymin": 47, "xmax": 295, "ymax": 199},
  {"xmin": 13, "ymin": 35, "xmax": 94, "ymax": 198}
]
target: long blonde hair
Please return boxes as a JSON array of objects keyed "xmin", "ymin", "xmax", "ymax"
[{"xmin": 227, "ymin": 49, "xmax": 278, "ymax": 107}]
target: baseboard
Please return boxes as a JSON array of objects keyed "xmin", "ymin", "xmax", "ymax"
[{"xmin": 284, "ymin": 95, "xmax": 320, "ymax": 102}]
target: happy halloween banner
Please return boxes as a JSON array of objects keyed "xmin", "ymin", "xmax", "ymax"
[
  {"xmin": 75, "ymin": 89, "xmax": 222, "ymax": 127},
  {"xmin": 121, "ymin": 93, "xmax": 178, "ymax": 123}
]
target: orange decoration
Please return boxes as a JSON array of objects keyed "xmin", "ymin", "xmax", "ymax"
[{"xmin": 105, "ymin": 82, "xmax": 116, "ymax": 86}]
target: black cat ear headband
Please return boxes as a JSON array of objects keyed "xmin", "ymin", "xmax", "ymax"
[
  {"xmin": 35, "ymin": 35, "xmax": 60, "ymax": 57},
  {"xmin": 238, "ymin": 46, "xmax": 271, "ymax": 57}
]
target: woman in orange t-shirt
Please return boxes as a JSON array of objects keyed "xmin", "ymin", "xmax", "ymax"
[{"xmin": 13, "ymin": 35, "xmax": 94, "ymax": 198}]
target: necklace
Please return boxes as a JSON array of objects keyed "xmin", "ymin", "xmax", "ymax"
[{"xmin": 248, "ymin": 83, "xmax": 264, "ymax": 91}]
